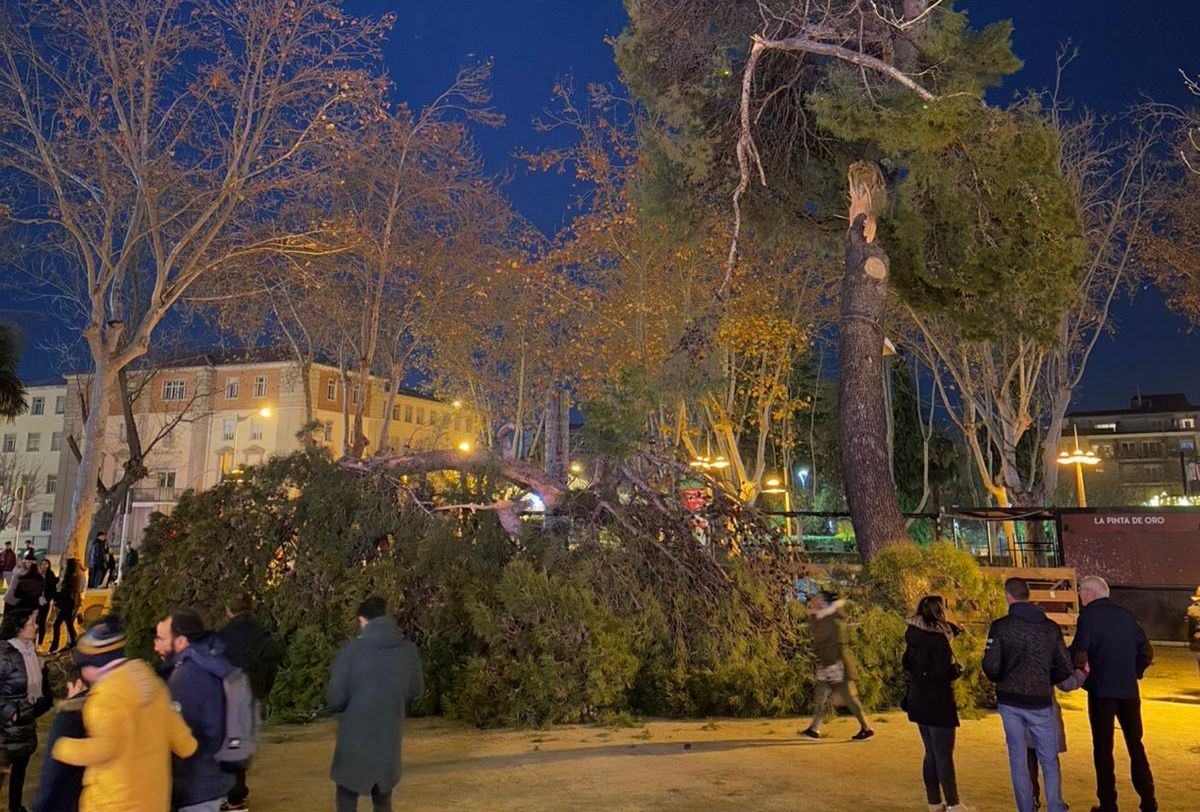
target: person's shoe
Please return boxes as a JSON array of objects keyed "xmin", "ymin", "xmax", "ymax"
[
  {"xmin": 851, "ymin": 727, "xmax": 875, "ymax": 741},
  {"xmin": 221, "ymin": 803, "xmax": 249, "ymax": 811},
  {"xmin": 927, "ymin": 804, "xmax": 946, "ymax": 812},
  {"xmin": 799, "ymin": 727, "xmax": 822, "ymax": 739},
  {"xmin": 945, "ymin": 805, "xmax": 976, "ymax": 812}
]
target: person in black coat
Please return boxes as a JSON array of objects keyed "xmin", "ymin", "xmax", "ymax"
[
  {"xmin": 49, "ymin": 559, "xmax": 81, "ymax": 653},
  {"xmin": 902, "ymin": 595, "xmax": 974, "ymax": 812},
  {"xmin": 217, "ymin": 593, "xmax": 277, "ymax": 810},
  {"xmin": 35, "ymin": 559, "xmax": 56, "ymax": 648},
  {"xmin": 12, "ymin": 564, "xmax": 44, "ymax": 612},
  {"xmin": 0, "ymin": 608, "xmax": 53, "ymax": 812},
  {"xmin": 32, "ymin": 659, "xmax": 87, "ymax": 812}
]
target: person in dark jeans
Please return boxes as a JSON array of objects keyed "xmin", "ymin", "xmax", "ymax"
[
  {"xmin": 217, "ymin": 593, "xmax": 277, "ymax": 812},
  {"xmin": 1071, "ymin": 575, "xmax": 1157, "ymax": 812},
  {"xmin": 50, "ymin": 558, "xmax": 82, "ymax": 652},
  {"xmin": 902, "ymin": 595, "xmax": 975, "ymax": 812}
]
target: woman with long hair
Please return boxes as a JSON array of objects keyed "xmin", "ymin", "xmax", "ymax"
[
  {"xmin": 50, "ymin": 558, "xmax": 82, "ymax": 653},
  {"xmin": 35, "ymin": 558, "xmax": 55, "ymax": 647},
  {"xmin": 0, "ymin": 607, "xmax": 51, "ymax": 811},
  {"xmin": 903, "ymin": 595, "xmax": 974, "ymax": 812}
]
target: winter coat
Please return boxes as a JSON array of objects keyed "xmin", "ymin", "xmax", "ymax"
[
  {"xmin": 1188, "ymin": 596, "xmax": 1200, "ymax": 653},
  {"xmin": 982, "ymin": 601, "xmax": 1073, "ymax": 708},
  {"xmin": 808, "ymin": 600, "xmax": 857, "ymax": 681},
  {"xmin": 1, "ymin": 550, "xmax": 16, "ymax": 572},
  {"xmin": 902, "ymin": 617, "xmax": 961, "ymax": 728},
  {"xmin": 0, "ymin": 640, "xmax": 51, "ymax": 760},
  {"xmin": 41, "ymin": 570, "xmax": 58, "ymax": 605},
  {"xmin": 13, "ymin": 569, "xmax": 45, "ymax": 611},
  {"xmin": 327, "ymin": 617, "xmax": 424, "ymax": 795},
  {"xmin": 86, "ymin": 541, "xmax": 105, "ymax": 570},
  {"xmin": 1069, "ymin": 597, "xmax": 1153, "ymax": 700},
  {"xmin": 55, "ymin": 572, "xmax": 81, "ymax": 610},
  {"xmin": 33, "ymin": 692, "xmax": 87, "ymax": 812},
  {"xmin": 53, "ymin": 658, "xmax": 196, "ymax": 812},
  {"xmin": 167, "ymin": 637, "xmax": 235, "ymax": 808},
  {"xmin": 218, "ymin": 612, "xmax": 276, "ymax": 701}
]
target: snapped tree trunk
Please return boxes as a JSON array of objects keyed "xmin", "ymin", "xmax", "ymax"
[
  {"xmin": 63, "ymin": 359, "xmax": 117, "ymax": 568},
  {"xmin": 837, "ymin": 161, "xmax": 910, "ymax": 561},
  {"xmin": 543, "ymin": 384, "xmax": 570, "ymax": 536}
]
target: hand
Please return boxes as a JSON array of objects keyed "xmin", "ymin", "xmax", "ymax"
[{"xmin": 66, "ymin": 681, "xmax": 85, "ymax": 699}]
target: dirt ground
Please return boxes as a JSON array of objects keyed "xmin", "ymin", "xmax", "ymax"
[{"xmin": 239, "ymin": 647, "xmax": 1199, "ymax": 811}]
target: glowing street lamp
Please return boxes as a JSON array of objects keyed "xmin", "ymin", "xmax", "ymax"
[
  {"xmin": 457, "ymin": 440, "xmax": 472, "ymax": 453},
  {"xmin": 762, "ymin": 475, "xmax": 794, "ymax": 540},
  {"xmin": 1057, "ymin": 427, "xmax": 1101, "ymax": 507}
]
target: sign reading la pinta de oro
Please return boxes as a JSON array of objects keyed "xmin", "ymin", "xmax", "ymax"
[{"xmin": 1060, "ymin": 509, "xmax": 1200, "ymax": 589}]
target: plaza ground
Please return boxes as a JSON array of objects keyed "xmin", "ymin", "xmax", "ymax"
[{"xmin": 240, "ymin": 647, "xmax": 1199, "ymax": 811}]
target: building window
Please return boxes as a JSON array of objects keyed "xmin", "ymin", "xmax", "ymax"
[
  {"xmin": 2, "ymin": 435, "xmax": 14, "ymax": 453},
  {"xmin": 326, "ymin": 378, "xmax": 337, "ymax": 401},
  {"xmin": 392, "ymin": 404, "xmax": 401, "ymax": 421},
  {"xmin": 161, "ymin": 379, "xmax": 188, "ymax": 401},
  {"xmin": 416, "ymin": 407, "xmax": 425, "ymax": 426},
  {"xmin": 25, "ymin": 433, "xmax": 39, "ymax": 452},
  {"xmin": 155, "ymin": 471, "xmax": 177, "ymax": 489},
  {"xmin": 226, "ymin": 378, "xmax": 240, "ymax": 399},
  {"xmin": 19, "ymin": 514, "xmax": 29, "ymax": 532},
  {"xmin": 351, "ymin": 386, "xmax": 360, "ymax": 406},
  {"xmin": 1181, "ymin": 418, "xmax": 1195, "ymax": 429},
  {"xmin": 54, "ymin": 395, "xmax": 64, "ymax": 415},
  {"xmin": 1094, "ymin": 422, "xmax": 1116, "ymax": 431},
  {"xmin": 30, "ymin": 397, "xmax": 44, "ymax": 416},
  {"xmin": 403, "ymin": 404, "xmax": 413, "ymax": 423},
  {"xmin": 323, "ymin": 421, "xmax": 333, "ymax": 442},
  {"xmin": 45, "ymin": 474, "xmax": 56, "ymax": 494},
  {"xmin": 50, "ymin": 432, "xmax": 61, "ymax": 452},
  {"xmin": 222, "ymin": 418, "xmax": 236, "ymax": 441},
  {"xmin": 253, "ymin": 375, "xmax": 267, "ymax": 398},
  {"xmin": 39, "ymin": 513, "xmax": 52, "ymax": 533},
  {"xmin": 250, "ymin": 421, "xmax": 263, "ymax": 441}
]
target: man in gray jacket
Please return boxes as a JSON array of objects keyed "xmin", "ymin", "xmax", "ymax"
[{"xmin": 327, "ymin": 596, "xmax": 424, "ymax": 812}]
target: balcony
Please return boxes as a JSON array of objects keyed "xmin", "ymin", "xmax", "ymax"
[{"xmin": 131, "ymin": 486, "xmax": 181, "ymax": 504}]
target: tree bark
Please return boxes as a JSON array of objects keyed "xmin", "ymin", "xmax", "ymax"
[
  {"xmin": 838, "ymin": 173, "xmax": 910, "ymax": 561},
  {"xmin": 63, "ymin": 355, "xmax": 117, "ymax": 567}
]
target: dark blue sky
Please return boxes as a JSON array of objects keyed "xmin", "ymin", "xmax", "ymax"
[{"xmin": 6, "ymin": 0, "xmax": 1199, "ymax": 410}]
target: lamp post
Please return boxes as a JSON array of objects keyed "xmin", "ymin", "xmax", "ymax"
[
  {"xmin": 762, "ymin": 475, "xmax": 793, "ymax": 541},
  {"xmin": 228, "ymin": 406, "xmax": 272, "ymax": 480},
  {"xmin": 1057, "ymin": 427, "xmax": 1101, "ymax": 507}
]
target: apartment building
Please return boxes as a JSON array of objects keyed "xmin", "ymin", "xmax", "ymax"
[
  {"xmin": 1064, "ymin": 393, "xmax": 1200, "ymax": 504},
  {"xmin": 0, "ymin": 379, "xmax": 67, "ymax": 554},
  {"xmin": 49, "ymin": 349, "xmax": 477, "ymax": 554}
]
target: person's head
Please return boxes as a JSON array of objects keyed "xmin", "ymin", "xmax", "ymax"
[
  {"xmin": 23, "ymin": 540, "xmax": 32, "ymax": 548},
  {"xmin": 915, "ymin": 595, "xmax": 947, "ymax": 626},
  {"xmin": 225, "ymin": 592, "xmax": 253, "ymax": 620},
  {"xmin": 356, "ymin": 595, "xmax": 387, "ymax": 629},
  {"xmin": 1079, "ymin": 576, "xmax": 1110, "ymax": 607},
  {"xmin": 0, "ymin": 608, "xmax": 37, "ymax": 642},
  {"xmin": 59, "ymin": 659, "xmax": 86, "ymax": 697},
  {"xmin": 72, "ymin": 616, "xmax": 126, "ymax": 682},
  {"xmin": 154, "ymin": 608, "xmax": 206, "ymax": 661},
  {"xmin": 809, "ymin": 590, "xmax": 836, "ymax": 613},
  {"xmin": 95, "ymin": 531, "xmax": 107, "ymax": 542},
  {"xmin": 1004, "ymin": 577, "xmax": 1030, "ymax": 605},
  {"xmin": 37, "ymin": 558, "xmax": 50, "ymax": 575},
  {"xmin": 4, "ymin": 542, "xmax": 10, "ymax": 550}
]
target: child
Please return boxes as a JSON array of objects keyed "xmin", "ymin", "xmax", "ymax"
[
  {"xmin": 32, "ymin": 659, "xmax": 88, "ymax": 812},
  {"xmin": 1027, "ymin": 666, "xmax": 1087, "ymax": 810}
]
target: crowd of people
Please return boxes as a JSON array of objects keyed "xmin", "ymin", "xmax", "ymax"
[{"xmin": 809, "ymin": 576, "xmax": 1164, "ymax": 812}]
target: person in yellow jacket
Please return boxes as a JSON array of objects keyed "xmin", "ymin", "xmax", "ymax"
[{"xmin": 51, "ymin": 617, "xmax": 197, "ymax": 812}]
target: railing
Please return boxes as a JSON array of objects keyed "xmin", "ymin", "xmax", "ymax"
[{"xmin": 130, "ymin": 487, "xmax": 180, "ymax": 503}]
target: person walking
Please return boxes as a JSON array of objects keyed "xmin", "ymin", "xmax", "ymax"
[
  {"xmin": 156, "ymin": 609, "xmax": 235, "ymax": 812},
  {"xmin": 217, "ymin": 594, "xmax": 276, "ymax": 812},
  {"xmin": 123, "ymin": 545, "xmax": 138, "ymax": 575},
  {"xmin": 800, "ymin": 591, "xmax": 874, "ymax": 741},
  {"xmin": 902, "ymin": 596, "xmax": 974, "ymax": 812},
  {"xmin": 32, "ymin": 659, "xmax": 88, "ymax": 812},
  {"xmin": 86, "ymin": 533, "xmax": 107, "ymax": 590},
  {"xmin": 35, "ymin": 559, "xmax": 55, "ymax": 648},
  {"xmin": 52, "ymin": 617, "xmax": 198, "ymax": 812},
  {"xmin": 327, "ymin": 596, "xmax": 424, "ymax": 812},
  {"xmin": 982, "ymin": 577, "xmax": 1073, "ymax": 812},
  {"xmin": 21, "ymin": 541, "xmax": 35, "ymax": 562},
  {"xmin": 0, "ymin": 608, "xmax": 53, "ymax": 812},
  {"xmin": 1071, "ymin": 575, "xmax": 1157, "ymax": 812},
  {"xmin": 12, "ymin": 560, "xmax": 44, "ymax": 612},
  {"xmin": 1187, "ymin": 586, "xmax": 1200, "ymax": 678},
  {"xmin": 2, "ymin": 542, "xmax": 17, "ymax": 590},
  {"xmin": 49, "ymin": 559, "xmax": 82, "ymax": 653}
]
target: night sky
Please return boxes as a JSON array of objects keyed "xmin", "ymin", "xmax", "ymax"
[{"xmin": 5, "ymin": 0, "xmax": 1199, "ymax": 410}]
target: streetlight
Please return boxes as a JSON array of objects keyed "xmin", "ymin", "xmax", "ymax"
[
  {"xmin": 228, "ymin": 406, "xmax": 273, "ymax": 479},
  {"xmin": 457, "ymin": 440, "xmax": 472, "ymax": 453},
  {"xmin": 1057, "ymin": 427, "xmax": 1100, "ymax": 507},
  {"xmin": 762, "ymin": 475, "xmax": 793, "ymax": 541}
]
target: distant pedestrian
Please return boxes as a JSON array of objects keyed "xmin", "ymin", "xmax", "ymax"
[
  {"xmin": 2, "ymin": 541, "xmax": 17, "ymax": 589},
  {"xmin": 50, "ymin": 559, "xmax": 82, "ymax": 652},
  {"xmin": 217, "ymin": 594, "xmax": 276, "ymax": 811},
  {"xmin": 102, "ymin": 550, "xmax": 117, "ymax": 588},
  {"xmin": 327, "ymin": 596, "xmax": 424, "ymax": 812},
  {"xmin": 36, "ymin": 558, "xmax": 56, "ymax": 646},
  {"xmin": 33, "ymin": 659, "xmax": 88, "ymax": 812},
  {"xmin": 0, "ymin": 608, "xmax": 53, "ymax": 811},
  {"xmin": 156, "ymin": 609, "xmax": 235, "ymax": 812},
  {"xmin": 13, "ymin": 558, "xmax": 45, "ymax": 611},
  {"xmin": 52, "ymin": 617, "xmax": 198, "ymax": 812},
  {"xmin": 902, "ymin": 596, "xmax": 974, "ymax": 812},
  {"xmin": 982, "ymin": 577, "xmax": 1073, "ymax": 812},
  {"xmin": 801, "ymin": 591, "xmax": 874, "ymax": 741},
  {"xmin": 1187, "ymin": 586, "xmax": 1200, "ymax": 678},
  {"xmin": 86, "ymin": 532, "xmax": 107, "ymax": 589},
  {"xmin": 124, "ymin": 545, "xmax": 138, "ymax": 574},
  {"xmin": 4, "ymin": 559, "xmax": 35, "ymax": 610},
  {"xmin": 1071, "ymin": 575, "xmax": 1157, "ymax": 812},
  {"xmin": 22, "ymin": 539, "xmax": 36, "ymax": 561}
]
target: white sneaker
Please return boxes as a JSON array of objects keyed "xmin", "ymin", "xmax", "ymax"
[{"xmin": 945, "ymin": 805, "xmax": 976, "ymax": 812}]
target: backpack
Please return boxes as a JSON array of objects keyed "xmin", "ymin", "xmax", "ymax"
[{"xmin": 214, "ymin": 666, "xmax": 260, "ymax": 765}]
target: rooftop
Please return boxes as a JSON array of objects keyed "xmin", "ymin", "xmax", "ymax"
[{"xmin": 1068, "ymin": 393, "xmax": 1196, "ymax": 419}]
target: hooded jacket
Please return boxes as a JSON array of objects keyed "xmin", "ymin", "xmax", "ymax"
[
  {"xmin": 808, "ymin": 599, "xmax": 857, "ymax": 681},
  {"xmin": 52, "ymin": 658, "xmax": 196, "ymax": 812},
  {"xmin": 902, "ymin": 616, "xmax": 961, "ymax": 728},
  {"xmin": 327, "ymin": 616, "xmax": 424, "ymax": 795},
  {"xmin": 983, "ymin": 601, "xmax": 1073, "ymax": 708},
  {"xmin": 33, "ymin": 691, "xmax": 87, "ymax": 812},
  {"xmin": 168, "ymin": 637, "xmax": 235, "ymax": 808}
]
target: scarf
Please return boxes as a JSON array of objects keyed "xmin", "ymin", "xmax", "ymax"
[
  {"xmin": 906, "ymin": 614, "xmax": 959, "ymax": 642},
  {"xmin": 7, "ymin": 638, "xmax": 41, "ymax": 703}
]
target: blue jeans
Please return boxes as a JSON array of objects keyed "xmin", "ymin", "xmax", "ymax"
[{"xmin": 999, "ymin": 704, "xmax": 1066, "ymax": 812}]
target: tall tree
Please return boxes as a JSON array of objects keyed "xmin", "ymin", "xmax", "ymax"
[{"xmin": 0, "ymin": 0, "xmax": 390, "ymax": 562}]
